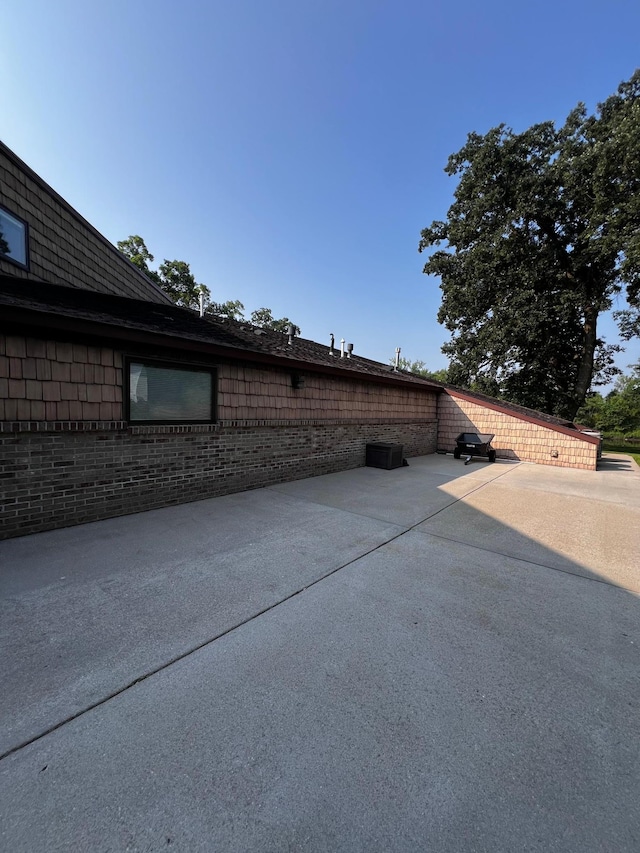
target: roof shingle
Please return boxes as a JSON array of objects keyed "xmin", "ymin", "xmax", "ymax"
[{"xmin": 0, "ymin": 275, "xmax": 442, "ymax": 389}]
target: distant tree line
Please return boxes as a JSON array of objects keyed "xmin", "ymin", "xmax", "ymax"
[
  {"xmin": 576, "ymin": 363, "xmax": 640, "ymax": 437},
  {"xmin": 390, "ymin": 356, "xmax": 449, "ymax": 382},
  {"xmin": 117, "ymin": 235, "xmax": 299, "ymax": 333}
]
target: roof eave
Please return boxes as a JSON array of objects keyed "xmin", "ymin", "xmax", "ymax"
[
  {"xmin": 2, "ymin": 304, "xmax": 443, "ymax": 393},
  {"xmin": 0, "ymin": 141, "xmax": 174, "ymax": 305}
]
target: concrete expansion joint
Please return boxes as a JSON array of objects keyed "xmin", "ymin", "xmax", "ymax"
[
  {"xmin": 0, "ymin": 509, "xmax": 417, "ymax": 763},
  {"xmin": 0, "ymin": 465, "xmax": 511, "ymax": 762},
  {"xmin": 269, "ymin": 463, "xmax": 519, "ymax": 529},
  {"xmin": 414, "ymin": 527, "xmax": 638, "ymax": 594}
]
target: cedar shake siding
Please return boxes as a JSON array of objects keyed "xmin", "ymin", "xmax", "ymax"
[
  {"xmin": 217, "ymin": 364, "xmax": 437, "ymax": 422},
  {"xmin": 0, "ymin": 142, "xmax": 170, "ymax": 304},
  {"xmin": 0, "ymin": 334, "xmax": 437, "ymax": 426},
  {"xmin": 1, "ymin": 335, "xmax": 123, "ymax": 423},
  {"xmin": 437, "ymin": 390, "xmax": 598, "ymax": 470}
]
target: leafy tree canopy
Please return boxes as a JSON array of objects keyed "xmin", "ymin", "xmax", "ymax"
[
  {"xmin": 250, "ymin": 307, "xmax": 300, "ymax": 335},
  {"xmin": 116, "ymin": 235, "xmax": 161, "ymax": 285},
  {"xmin": 419, "ymin": 70, "xmax": 640, "ymax": 420},
  {"xmin": 117, "ymin": 236, "xmax": 300, "ymax": 332},
  {"xmin": 117, "ymin": 235, "xmax": 208, "ymax": 310},
  {"xmin": 207, "ymin": 299, "xmax": 246, "ymax": 321},
  {"xmin": 157, "ymin": 259, "xmax": 208, "ymax": 310}
]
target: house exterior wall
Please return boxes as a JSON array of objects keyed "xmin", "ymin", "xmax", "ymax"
[
  {"xmin": 437, "ymin": 391, "xmax": 598, "ymax": 470},
  {"xmin": 0, "ymin": 421, "xmax": 437, "ymax": 539},
  {"xmin": 0, "ymin": 333, "xmax": 438, "ymax": 538},
  {"xmin": 0, "ymin": 143, "xmax": 169, "ymax": 304},
  {"xmin": 1, "ymin": 334, "xmax": 437, "ymax": 425},
  {"xmin": 218, "ymin": 363, "xmax": 437, "ymax": 421},
  {"xmin": 1, "ymin": 335, "xmax": 123, "ymax": 422}
]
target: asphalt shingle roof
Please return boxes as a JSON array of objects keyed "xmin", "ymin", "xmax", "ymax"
[
  {"xmin": 0, "ymin": 275, "xmax": 442, "ymax": 389},
  {"xmin": 1, "ymin": 275, "xmax": 583, "ymax": 431}
]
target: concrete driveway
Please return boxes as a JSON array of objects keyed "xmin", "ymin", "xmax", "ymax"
[{"xmin": 1, "ymin": 454, "xmax": 639, "ymax": 851}]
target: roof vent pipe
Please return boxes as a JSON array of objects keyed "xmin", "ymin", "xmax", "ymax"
[
  {"xmin": 347, "ymin": 343, "xmax": 353, "ymax": 358},
  {"xmin": 199, "ymin": 291, "xmax": 205, "ymax": 318},
  {"xmin": 340, "ymin": 338, "xmax": 345, "ymax": 358},
  {"xmin": 329, "ymin": 333, "xmax": 335, "ymax": 356},
  {"xmin": 287, "ymin": 323, "xmax": 295, "ymax": 345},
  {"xmin": 394, "ymin": 347, "xmax": 401, "ymax": 371}
]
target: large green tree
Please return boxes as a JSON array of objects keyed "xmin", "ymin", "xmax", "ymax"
[
  {"xmin": 419, "ymin": 71, "xmax": 640, "ymax": 420},
  {"xmin": 117, "ymin": 235, "xmax": 209, "ymax": 310},
  {"xmin": 156, "ymin": 259, "xmax": 207, "ymax": 310},
  {"xmin": 207, "ymin": 299, "xmax": 246, "ymax": 321},
  {"xmin": 249, "ymin": 307, "xmax": 300, "ymax": 335},
  {"xmin": 116, "ymin": 235, "xmax": 161, "ymax": 285},
  {"xmin": 117, "ymin": 236, "xmax": 300, "ymax": 332}
]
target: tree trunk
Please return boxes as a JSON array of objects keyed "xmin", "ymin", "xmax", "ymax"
[{"xmin": 565, "ymin": 304, "xmax": 599, "ymax": 421}]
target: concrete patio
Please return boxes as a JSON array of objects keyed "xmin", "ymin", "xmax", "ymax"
[{"xmin": 1, "ymin": 454, "xmax": 639, "ymax": 851}]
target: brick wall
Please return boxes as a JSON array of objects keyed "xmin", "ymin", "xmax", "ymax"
[
  {"xmin": 0, "ymin": 143, "xmax": 169, "ymax": 304},
  {"xmin": 437, "ymin": 391, "xmax": 598, "ymax": 470},
  {"xmin": 0, "ymin": 420, "xmax": 437, "ymax": 538}
]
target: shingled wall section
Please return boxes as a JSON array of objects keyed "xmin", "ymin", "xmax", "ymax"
[
  {"xmin": 437, "ymin": 390, "xmax": 598, "ymax": 470},
  {"xmin": 0, "ymin": 143, "xmax": 169, "ymax": 303}
]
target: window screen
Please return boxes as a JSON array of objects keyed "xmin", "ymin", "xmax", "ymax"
[
  {"xmin": 0, "ymin": 205, "xmax": 29, "ymax": 268},
  {"xmin": 128, "ymin": 361, "xmax": 214, "ymax": 422}
]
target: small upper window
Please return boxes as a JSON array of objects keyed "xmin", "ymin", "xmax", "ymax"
[
  {"xmin": 127, "ymin": 359, "xmax": 215, "ymax": 423},
  {"xmin": 0, "ymin": 204, "xmax": 29, "ymax": 269}
]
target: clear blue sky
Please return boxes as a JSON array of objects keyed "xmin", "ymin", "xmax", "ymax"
[{"xmin": 2, "ymin": 0, "xmax": 639, "ymax": 382}]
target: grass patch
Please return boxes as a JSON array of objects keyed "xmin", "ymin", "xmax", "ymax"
[{"xmin": 602, "ymin": 441, "xmax": 640, "ymax": 467}]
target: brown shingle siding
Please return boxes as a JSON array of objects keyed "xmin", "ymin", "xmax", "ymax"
[
  {"xmin": 8, "ymin": 379, "xmax": 26, "ymax": 398},
  {"xmin": 0, "ymin": 276, "xmax": 444, "ymax": 394},
  {"xmin": 216, "ymin": 363, "xmax": 438, "ymax": 422},
  {"xmin": 1, "ymin": 335, "xmax": 123, "ymax": 422},
  {"xmin": 0, "ymin": 142, "xmax": 171, "ymax": 304},
  {"xmin": 6, "ymin": 337, "xmax": 26, "ymax": 358},
  {"xmin": 36, "ymin": 359, "xmax": 52, "ymax": 380},
  {"xmin": 26, "ymin": 338, "xmax": 46, "ymax": 358},
  {"xmin": 1, "ymin": 332, "xmax": 438, "ymax": 430},
  {"xmin": 437, "ymin": 391, "xmax": 597, "ymax": 470},
  {"xmin": 0, "ymin": 330, "xmax": 440, "ymax": 538}
]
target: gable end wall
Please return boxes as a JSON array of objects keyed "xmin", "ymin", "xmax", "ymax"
[
  {"xmin": 0, "ymin": 145, "xmax": 170, "ymax": 304},
  {"xmin": 437, "ymin": 391, "xmax": 597, "ymax": 470}
]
